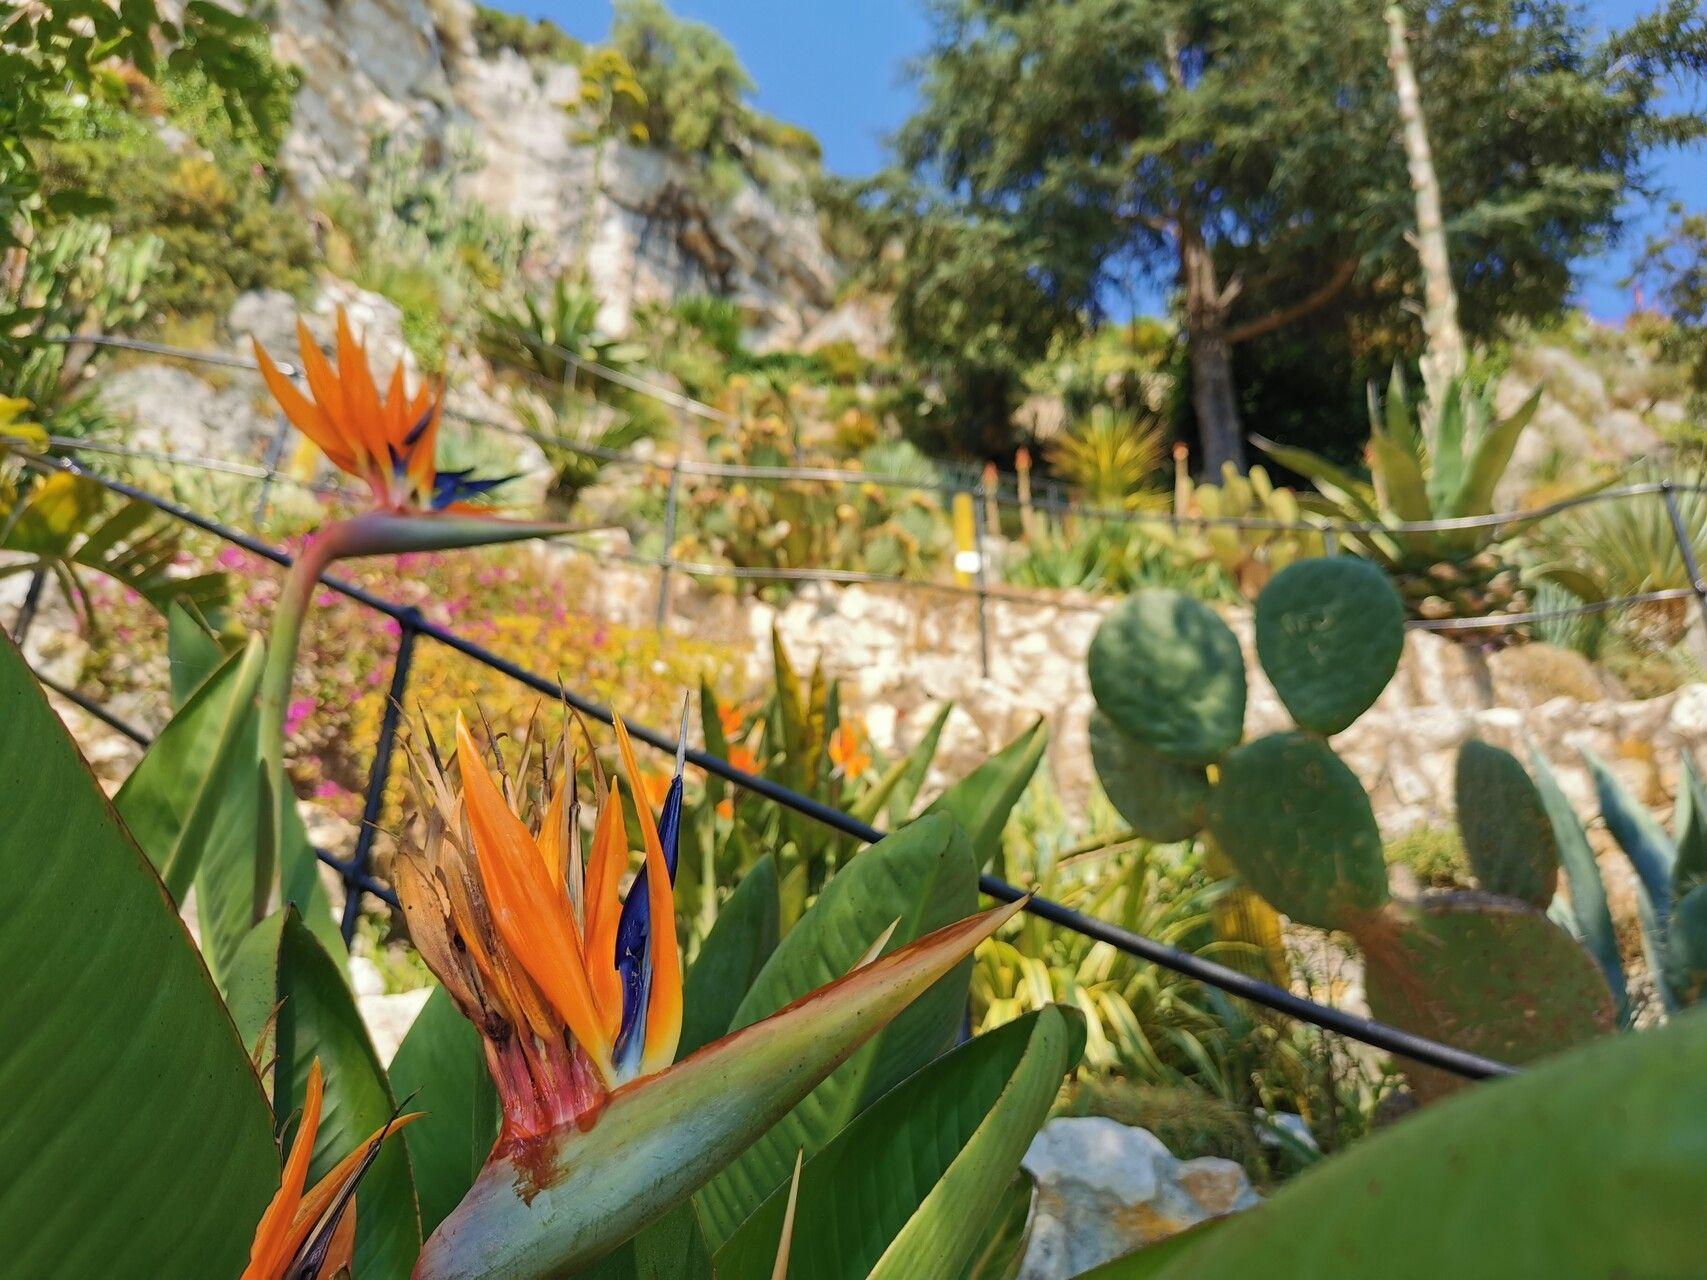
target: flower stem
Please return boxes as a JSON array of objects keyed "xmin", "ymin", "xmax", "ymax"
[{"xmin": 255, "ymin": 519, "xmax": 362, "ymax": 923}]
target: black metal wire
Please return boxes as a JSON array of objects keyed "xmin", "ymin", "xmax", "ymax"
[{"xmin": 11, "ymin": 454, "xmax": 1518, "ymax": 1079}]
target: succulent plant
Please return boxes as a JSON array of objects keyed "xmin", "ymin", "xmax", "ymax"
[
  {"xmin": 1255, "ymin": 369, "xmax": 1541, "ymax": 641},
  {"xmin": 1155, "ymin": 462, "xmax": 1325, "ymax": 599},
  {"xmin": 1086, "ymin": 555, "xmax": 1615, "ymax": 1100}
]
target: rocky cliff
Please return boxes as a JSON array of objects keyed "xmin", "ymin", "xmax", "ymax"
[{"xmin": 267, "ymin": 0, "xmax": 840, "ymax": 345}]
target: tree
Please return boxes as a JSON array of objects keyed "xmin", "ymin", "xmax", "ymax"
[
  {"xmin": 1633, "ymin": 204, "xmax": 1707, "ymax": 406},
  {"xmin": 884, "ymin": 0, "xmax": 1707, "ymax": 471},
  {"xmin": 1, "ymin": 0, "xmax": 281, "ymax": 247}
]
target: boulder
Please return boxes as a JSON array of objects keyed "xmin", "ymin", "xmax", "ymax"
[{"xmin": 1018, "ymin": 1117, "xmax": 1261, "ymax": 1279}]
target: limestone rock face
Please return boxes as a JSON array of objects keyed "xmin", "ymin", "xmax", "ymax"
[
  {"xmin": 1017, "ymin": 1117, "xmax": 1261, "ymax": 1279},
  {"xmin": 265, "ymin": 0, "xmax": 840, "ymax": 345}
]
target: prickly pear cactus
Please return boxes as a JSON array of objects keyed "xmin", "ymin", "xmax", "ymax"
[
  {"xmin": 1088, "ymin": 590, "xmax": 1246, "ymax": 766},
  {"xmin": 1358, "ymin": 892, "xmax": 1615, "ymax": 1102},
  {"xmin": 1255, "ymin": 557, "xmax": 1405, "ymax": 735},
  {"xmin": 1454, "ymin": 739, "xmax": 1559, "ymax": 907},
  {"xmin": 1089, "ymin": 710, "xmax": 1210, "ymax": 843},
  {"xmin": 1206, "ymin": 731, "xmax": 1390, "ymax": 931}
]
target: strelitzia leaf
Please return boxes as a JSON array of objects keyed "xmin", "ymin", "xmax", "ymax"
[
  {"xmin": 414, "ymin": 900, "xmax": 1025, "ymax": 1280},
  {"xmin": 923, "ymin": 717, "xmax": 1048, "ymax": 870},
  {"xmin": 114, "ymin": 634, "xmax": 265, "ymax": 899}
]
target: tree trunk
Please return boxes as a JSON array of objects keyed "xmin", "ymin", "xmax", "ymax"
[
  {"xmin": 1180, "ymin": 225, "xmax": 1247, "ymax": 474},
  {"xmin": 1386, "ymin": 2, "xmax": 1465, "ymax": 394}
]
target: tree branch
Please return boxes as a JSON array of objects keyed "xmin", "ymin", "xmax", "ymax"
[{"xmin": 1223, "ymin": 258, "xmax": 1358, "ymax": 346}]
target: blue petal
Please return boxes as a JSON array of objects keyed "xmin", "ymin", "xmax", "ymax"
[{"xmin": 612, "ymin": 734, "xmax": 687, "ymax": 1062}]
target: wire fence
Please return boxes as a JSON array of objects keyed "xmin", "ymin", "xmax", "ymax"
[
  {"xmin": 40, "ymin": 333, "xmax": 1707, "ymax": 669},
  {"xmin": 13, "ymin": 329, "xmax": 1707, "ymax": 1084}
]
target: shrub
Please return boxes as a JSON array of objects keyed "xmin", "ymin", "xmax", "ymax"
[{"xmin": 471, "ymin": 4, "xmax": 584, "ymax": 64}]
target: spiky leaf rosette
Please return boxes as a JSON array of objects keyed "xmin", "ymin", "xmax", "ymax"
[
  {"xmin": 1357, "ymin": 892, "xmax": 1614, "ymax": 1103},
  {"xmin": 1205, "ymin": 731, "xmax": 1389, "ymax": 931},
  {"xmin": 1454, "ymin": 740, "xmax": 1558, "ymax": 907},
  {"xmin": 1089, "ymin": 710, "xmax": 1211, "ymax": 842},
  {"xmin": 1088, "ymin": 590, "xmax": 1246, "ymax": 766},
  {"xmin": 1254, "ymin": 557, "xmax": 1404, "ymax": 735}
]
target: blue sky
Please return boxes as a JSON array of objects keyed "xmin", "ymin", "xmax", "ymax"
[{"xmin": 516, "ymin": 0, "xmax": 1703, "ymax": 320}]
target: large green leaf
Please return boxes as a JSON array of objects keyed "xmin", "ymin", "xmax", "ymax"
[
  {"xmin": 679, "ymin": 854, "xmax": 782, "ymax": 1058},
  {"xmin": 1137, "ymin": 1007, "xmax": 1707, "ymax": 1279},
  {"xmin": 165, "ymin": 600, "xmax": 227, "ymax": 707},
  {"xmin": 695, "ymin": 814, "xmax": 979, "ymax": 1248},
  {"xmin": 923, "ymin": 717, "xmax": 1048, "ymax": 869},
  {"xmin": 577, "ymin": 1204, "xmax": 717, "ymax": 1280},
  {"xmin": 258, "ymin": 911, "xmax": 421, "ymax": 1279},
  {"xmin": 0, "ymin": 631, "xmax": 278, "ymax": 1275},
  {"xmin": 1531, "ymin": 748, "xmax": 1628, "ymax": 1025},
  {"xmin": 1672, "ymin": 757, "xmax": 1707, "ymax": 899},
  {"xmin": 1447, "ymin": 386, "xmax": 1541, "ymax": 520},
  {"xmin": 416, "ymin": 901, "xmax": 1024, "ymax": 1280},
  {"xmin": 1585, "ymin": 748, "xmax": 1677, "ymax": 1011},
  {"xmin": 389, "ymin": 986, "xmax": 500, "ymax": 1238},
  {"xmin": 715, "ymin": 1007, "xmax": 1084, "ymax": 1280},
  {"xmin": 113, "ymin": 635, "xmax": 265, "ymax": 899}
]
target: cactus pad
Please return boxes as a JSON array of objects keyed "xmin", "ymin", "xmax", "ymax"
[
  {"xmin": 1254, "ymin": 557, "xmax": 1405, "ymax": 735},
  {"xmin": 1205, "ymin": 731, "xmax": 1389, "ymax": 930},
  {"xmin": 1089, "ymin": 710, "xmax": 1211, "ymax": 842},
  {"xmin": 1088, "ymin": 590, "xmax": 1246, "ymax": 766},
  {"xmin": 1359, "ymin": 892, "xmax": 1614, "ymax": 1102},
  {"xmin": 1454, "ymin": 739, "xmax": 1558, "ymax": 907}
]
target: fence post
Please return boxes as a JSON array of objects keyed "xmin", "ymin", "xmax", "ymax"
[
  {"xmin": 655, "ymin": 459, "xmax": 683, "ymax": 632},
  {"xmin": 970, "ymin": 478, "xmax": 992, "ymax": 679},
  {"xmin": 1661, "ymin": 481, "xmax": 1707, "ymax": 634},
  {"xmin": 10, "ymin": 569, "xmax": 47, "ymax": 644},
  {"xmin": 252, "ymin": 412, "xmax": 292, "ymax": 525},
  {"xmin": 341, "ymin": 610, "xmax": 419, "ymax": 942}
]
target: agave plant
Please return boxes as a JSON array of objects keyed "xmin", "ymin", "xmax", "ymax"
[
  {"xmin": 477, "ymin": 276, "xmax": 647, "ymax": 396},
  {"xmin": 1256, "ymin": 369, "xmax": 1542, "ymax": 636},
  {"xmin": 1046, "ymin": 406, "xmax": 1169, "ymax": 511}
]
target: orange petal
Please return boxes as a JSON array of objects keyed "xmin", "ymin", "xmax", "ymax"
[
  {"xmin": 295, "ymin": 320, "xmax": 364, "ymax": 469},
  {"xmin": 241, "ymin": 1059, "xmax": 325, "ymax": 1280},
  {"xmin": 335, "ymin": 308, "xmax": 388, "ymax": 463},
  {"xmin": 456, "ymin": 718, "xmax": 614, "ymax": 1076},
  {"xmin": 583, "ymin": 776, "xmax": 629, "ymax": 1040},
  {"xmin": 252, "ymin": 339, "xmax": 356, "ymax": 472}
]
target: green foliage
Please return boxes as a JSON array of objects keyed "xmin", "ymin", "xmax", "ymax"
[
  {"xmin": 1453, "ymin": 739, "xmax": 1558, "ymax": 907},
  {"xmin": 1046, "ymin": 406, "xmax": 1168, "ymax": 509},
  {"xmin": 1528, "ymin": 460, "xmax": 1707, "ymax": 651},
  {"xmin": 0, "ymin": 0, "xmax": 281, "ymax": 244},
  {"xmin": 0, "ymin": 628, "xmax": 278, "ymax": 1274},
  {"xmin": 0, "ymin": 217, "xmax": 161, "ymax": 435},
  {"xmin": 471, "ymin": 4, "xmax": 584, "ymax": 64},
  {"xmin": 713, "ymin": 1009, "xmax": 1082, "ymax": 1280},
  {"xmin": 1254, "ymin": 557, "xmax": 1404, "ymax": 735},
  {"xmin": 38, "ymin": 116, "xmax": 315, "ymax": 319},
  {"xmin": 319, "ymin": 129, "xmax": 534, "ymax": 367},
  {"xmin": 1630, "ymin": 203, "xmax": 1707, "ymax": 409},
  {"xmin": 1209, "ymin": 732, "xmax": 1390, "ymax": 931},
  {"xmin": 1383, "ymin": 825, "xmax": 1470, "ymax": 890},
  {"xmin": 1580, "ymin": 750, "xmax": 1707, "ymax": 1015},
  {"xmin": 674, "ymin": 413, "xmax": 952, "ymax": 590},
  {"xmin": 0, "ymin": 469, "xmax": 230, "ymax": 627},
  {"xmin": 1095, "ymin": 1008, "xmax": 1707, "ymax": 1279},
  {"xmin": 1000, "ymin": 512, "xmax": 1240, "ymax": 600},
  {"xmin": 1087, "ymin": 591, "xmax": 1247, "ymax": 766},
  {"xmin": 1257, "ymin": 369, "xmax": 1540, "ymax": 629},
  {"xmin": 1152, "ymin": 463, "xmax": 1325, "ymax": 600}
]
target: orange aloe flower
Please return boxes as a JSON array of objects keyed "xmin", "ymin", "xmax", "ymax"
[
  {"xmin": 253, "ymin": 308, "xmax": 511, "ymax": 513},
  {"xmin": 828, "ymin": 715, "xmax": 871, "ymax": 781},
  {"xmin": 397, "ymin": 710, "xmax": 687, "ymax": 1147},
  {"xmin": 242, "ymin": 1060, "xmax": 419, "ymax": 1280}
]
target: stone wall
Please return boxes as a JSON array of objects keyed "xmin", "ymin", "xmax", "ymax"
[{"xmin": 570, "ymin": 560, "xmax": 1706, "ymax": 840}]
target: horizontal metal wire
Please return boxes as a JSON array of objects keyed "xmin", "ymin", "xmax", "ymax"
[
  {"xmin": 52, "ymin": 332, "xmax": 1704, "ymax": 532},
  {"xmin": 45, "ymin": 435, "xmax": 355, "ymax": 498},
  {"xmin": 11, "ymin": 453, "xmax": 1517, "ymax": 1080}
]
